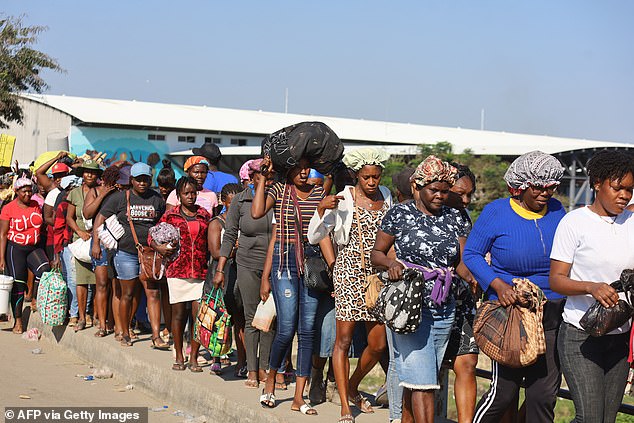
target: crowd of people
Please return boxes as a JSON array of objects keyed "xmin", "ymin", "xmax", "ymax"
[{"xmin": 1, "ymin": 140, "xmax": 634, "ymax": 423}]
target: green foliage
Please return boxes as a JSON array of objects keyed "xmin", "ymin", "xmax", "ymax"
[
  {"xmin": 0, "ymin": 15, "xmax": 62, "ymax": 128},
  {"xmin": 383, "ymin": 141, "xmax": 511, "ymax": 218}
]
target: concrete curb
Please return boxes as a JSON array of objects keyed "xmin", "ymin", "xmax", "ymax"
[{"xmin": 29, "ymin": 310, "xmax": 393, "ymax": 422}]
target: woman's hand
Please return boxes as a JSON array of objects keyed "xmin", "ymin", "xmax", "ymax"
[
  {"xmin": 588, "ymin": 282, "xmax": 619, "ymax": 308},
  {"xmin": 0, "ymin": 258, "xmax": 5, "ymax": 273},
  {"xmin": 491, "ymin": 279, "xmax": 518, "ymax": 307},
  {"xmin": 78, "ymin": 230, "xmax": 92, "ymax": 241},
  {"xmin": 260, "ymin": 276, "xmax": 271, "ymax": 302},
  {"xmin": 212, "ymin": 271, "xmax": 225, "ymax": 289},
  {"xmin": 50, "ymin": 254, "xmax": 61, "ymax": 271},
  {"xmin": 91, "ymin": 241, "xmax": 102, "ymax": 260},
  {"xmin": 387, "ymin": 260, "xmax": 405, "ymax": 281},
  {"xmin": 317, "ymin": 195, "xmax": 344, "ymax": 216},
  {"xmin": 154, "ymin": 242, "xmax": 177, "ymax": 257},
  {"xmin": 98, "ymin": 184, "xmax": 116, "ymax": 196},
  {"xmin": 259, "ymin": 156, "xmax": 274, "ymax": 179}
]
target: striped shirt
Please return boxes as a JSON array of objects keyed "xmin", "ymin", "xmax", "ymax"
[{"xmin": 267, "ymin": 182, "xmax": 324, "ymax": 242}]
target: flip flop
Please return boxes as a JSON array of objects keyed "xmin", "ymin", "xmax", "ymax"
[
  {"xmin": 94, "ymin": 329, "xmax": 107, "ymax": 338},
  {"xmin": 150, "ymin": 337, "xmax": 171, "ymax": 351},
  {"xmin": 74, "ymin": 320, "xmax": 86, "ymax": 332},
  {"xmin": 120, "ymin": 335, "xmax": 133, "ymax": 347},
  {"xmin": 259, "ymin": 390, "xmax": 275, "ymax": 408},
  {"xmin": 338, "ymin": 414, "xmax": 355, "ymax": 423},
  {"xmin": 244, "ymin": 379, "xmax": 259, "ymax": 388},
  {"xmin": 292, "ymin": 403, "xmax": 318, "ymax": 416},
  {"xmin": 172, "ymin": 362, "xmax": 186, "ymax": 371},
  {"xmin": 349, "ymin": 394, "xmax": 374, "ymax": 414},
  {"xmin": 189, "ymin": 363, "xmax": 203, "ymax": 373}
]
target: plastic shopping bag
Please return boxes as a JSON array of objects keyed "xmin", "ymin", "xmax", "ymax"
[{"xmin": 252, "ymin": 295, "xmax": 276, "ymax": 332}]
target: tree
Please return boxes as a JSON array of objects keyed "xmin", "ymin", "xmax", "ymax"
[
  {"xmin": 0, "ymin": 15, "xmax": 62, "ymax": 128},
  {"xmin": 382, "ymin": 142, "xmax": 511, "ymax": 219}
]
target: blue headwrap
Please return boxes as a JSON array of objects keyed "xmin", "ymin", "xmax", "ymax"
[{"xmin": 308, "ymin": 169, "xmax": 324, "ymax": 180}]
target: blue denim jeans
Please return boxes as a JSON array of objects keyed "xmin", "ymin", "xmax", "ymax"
[
  {"xmin": 386, "ymin": 326, "xmax": 403, "ymax": 421},
  {"xmin": 558, "ymin": 322, "xmax": 629, "ymax": 423},
  {"xmin": 268, "ymin": 243, "xmax": 319, "ymax": 377},
  {"xmin": 62, "ymin": 247, "xmax": 78, "ymax": 318}
]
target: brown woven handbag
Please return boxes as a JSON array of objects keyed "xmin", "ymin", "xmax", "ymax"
[{"xmin": 126, "ymin": 190, "xmax": 165, "ymax": 283}]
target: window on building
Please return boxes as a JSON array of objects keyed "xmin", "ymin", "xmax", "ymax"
[
  {"xmin": 230, "ymin": 138, "xmax": 247, "ymax": 146},
  {"xmin": 205, "ymin": 137, "xmax": 222, "ymax": 144},
  {"xmin": 148, "ymin": 134, "xmax": 165, "ymax": 141},
  {"xmin": 178, "ymin": 136, "xmax": 196, "ymax": 143}
]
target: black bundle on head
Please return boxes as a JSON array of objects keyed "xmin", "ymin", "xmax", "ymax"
[
  {"xmin": 451, "ymin": 162, "xmax": 476, "ymax": 191},
  {"xmin": 587, "ymin": 150, "xmax": 634, "ymax": 187},
  {"xmin": 102, "ymin": 166, "xmax": 120, "ymax": 186},
  {"xmin": 221, "ymin": 183, "xmax": 244, "ymax": 202},
  {"xmin": 175, "ymin": 176, "xmax": 198, "ymax": 194}
]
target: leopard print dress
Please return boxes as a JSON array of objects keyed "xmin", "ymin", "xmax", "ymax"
[{"xmin": 333, "ymin": 201, "xmax": 389, "ymax": 321}]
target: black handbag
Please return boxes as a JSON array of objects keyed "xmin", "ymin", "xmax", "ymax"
[{"xmin": 579, "ymin": 269, "xmax": 634, "ymax": 337}]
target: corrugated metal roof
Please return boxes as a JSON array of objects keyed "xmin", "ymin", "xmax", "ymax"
[{"xmin": 22, "ymin": 94, "xmax": 633, "ymax": 156}]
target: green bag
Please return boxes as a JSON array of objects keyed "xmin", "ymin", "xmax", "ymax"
[
  {"xmin": 37, "ymin": 270, "xmax": 67, "ymax": 326},
  {"xmin": 194, "ymin": 287, "xmax": 233, "ymax": 357}
]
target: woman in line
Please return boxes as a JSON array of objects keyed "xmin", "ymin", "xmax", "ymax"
[
  {"xmin": 214, "ymin": 159, "xmax": 277, "ymax": 387},
  {"xmin": 252, "ymin": 156, "xmax": 333, "ymax": 416},
  {"xmin": 207, "ymin": 183, "xmax": 246, "ymax": 375},
  {"xmin": 442, "ymin": 163, "xmax": 480, "ymax": 423},
  {"xmin": 166, "ymin": 156, "xmax": 218, "ymax": 215},
  {"xmin": 371, "ymin": 156, "xmax": 470, "ymax": 423},
  {"xmin": 464, "ymin": 151, "xmax": 566, "ymax": 423},
  {"xmin": 92, "ymin": 162, "xmax": 168, "ymax": 348},
  {"xmin": 550, "ymin": 150, "xmax": 634, "ymax": 423},
  {"xmin": 66, "ymin": 160, "xmax": 102, "ymax": 332},
  {"xmin": 308, "ymin": 148, "xmax": 393, "ymax": 421},
  {"xmin": 154, "ymin": 176, "xmax": 210, "ymax": 371},
  {"xmin": 0, "ymin": 177, "xmax": 50, "ymax": 333},
  {"xmin": 85, "ymin": 166, "xmax": 125, "ymax": 338}
]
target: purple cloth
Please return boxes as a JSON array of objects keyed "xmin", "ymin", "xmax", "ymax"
[{"xmin": 401, "ymin": 260, "xmax": 453, "ymax": 306}]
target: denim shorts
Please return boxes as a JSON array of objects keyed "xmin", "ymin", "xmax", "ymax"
[
  {"xmin": 113, "ymin": 250, "xmax": 140, "ymax": 281},
  {"xmin": 313, "ymin": 291, "xmax": 367, "ymax": 358},
  {"xmin": 391, "ymin": 302, "xmax": 455, "ymax": 390},
  {"xmin": 91, "ymin": 237, "xmax": 108, "ymax": 268}
]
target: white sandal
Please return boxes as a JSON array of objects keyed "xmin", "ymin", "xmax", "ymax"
[
  {"xmin": 259, "ymin": 390, "xmax": 275, "ymax": 408},
  {"xmin": 293, "ymin": 403, "xmax": 317, "ymax": 415}
]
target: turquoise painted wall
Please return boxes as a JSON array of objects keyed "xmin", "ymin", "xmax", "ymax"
[{"xmin": 69, "ymin": 126, "xmax": 186, "ymax": 179}]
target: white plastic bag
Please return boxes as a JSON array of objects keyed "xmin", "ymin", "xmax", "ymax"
[
  {"xmin": 68, "ymin": 238, "xmax": 92, "ymax": 263},
  {"xmin": 252, "ymin": 295, "xmax": 276, "ymax": 332}
]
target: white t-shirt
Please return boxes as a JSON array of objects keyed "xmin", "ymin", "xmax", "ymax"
[
  {"xmin": 550, "ymin": 206, "xmax": 634, "ymax": 334},
  {"xmin": 44, "ymin": 188, "xmax": 61, "ymax": 207}
]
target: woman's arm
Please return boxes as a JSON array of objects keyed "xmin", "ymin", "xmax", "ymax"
[
  {"xmin": 91, "ymin": 213, "xmax": 106, "ymax": 260},
  {"xmin": 83, "ymin": 185, "xmax": 114, "ymax": 220},
  {"xmin": 251, "ymin": 165, "xmax": 275, "ymax": 219},
  {"xmin": 66, "ymin": 204, "xmax": 91, "ymax": 241},
  {"xmin": 260, "ymin": 224, "xmax": 276, "ymax": 302},
  {"xmin": 307, "ymin": 195, "xmax": 342, "ymax": 244},
  {"xmin": 319, "ymin": 236, "xmax": 336, "ymax": 270},
  {"xmin": 218, "ymin": 196, "xmax": 240, "ymax": 259},
  {"xmin": 370, "ymin": 230, "xmax": 403, "ymax": 281},
  {"xmin": 43, "ymin": 204, "xmax": 55, "ymax": 227},
  {"xmin": 36, "ymin": 151, "xmax": 67, "ymax": 193},
  {"xmin": 0, "ymin": 219, "xmax": 9, "ymax": 272},
  {"xmin": 550, "ymin": 259, "xmax": 618, "ymax": 308},
  {"xmin": 207, "ymin": 219, "xmax": 223, "ymax": 261}
]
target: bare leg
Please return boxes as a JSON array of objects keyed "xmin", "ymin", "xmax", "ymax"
[
  {"xmin": 171, "ymin": 302, "xmax": 187, "ymax": 364},
  {"xmin": 111, "ymin": 278, "xmax": 122, "ymax": 336},
  {"xmin": 139, "ymin": 278, "xmax": 162, "ymax": 341},
  {"xmin": 118, "ymin": 278, "xmax": 138, "ymax": 343},
  {"xmin": 159, "ymin": 281, "xmax": 171, "ymax": 335},
  {"xmin": 453, "ymin": 353, "xmax": 478, "ymax": 423},
  {"xmin": 94, "ymin": 266, "xmax": 109, "ymax": 332},
  {"xmin": 348, "ymin": 321, "xmax": 386, "ymax": 402},
  {"xmin": 76, "ymin": 284, "xmax": 88, "ymax": 328},
  {"xmin": 333, "ymin": 320, "xmax": 356, "ymax": 416}
]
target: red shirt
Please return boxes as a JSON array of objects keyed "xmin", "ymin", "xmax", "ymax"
[{"xmin": 0, "ymin": 199, "xmax": 44, "ymax": 246}]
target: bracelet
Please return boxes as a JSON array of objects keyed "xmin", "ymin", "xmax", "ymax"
[{"xmin": 216, "ymin": 270, "xmax": 225, "ymax": 274}]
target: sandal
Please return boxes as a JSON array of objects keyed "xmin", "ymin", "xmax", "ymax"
[
  {"xmin": 349, "ymin": 393, "xmax": 374, "ymax": 414},
  {"xmin": 115, "ymin": 332, "xmax": 123, "ymax": 342},
  {"xmin": 129, "ymin": 328, "xmax": 138, "ymax": 340},
  {"xmin": 120, "ymin": 335, "xmax": 133, "ymax": 347},
  {"xmin": 94, "ymin": 329, "xmax": 107, "ymax": 338},
  {"xmin": 274, "ymin": 381, "xmax": 287, "ymax": 390},
  {"xmin": 244, "ymin": 379, "xmax": 259, "ymax": 388},
  {"xmin": 210, "ymin": 362, "xmax": 222, "ymax": 375},
  {"xmin": 234, "ymin": 365, "xmax": 248, "ymax": 379},
  {"xmin": 172, "ymin": 362, "xmax": 186, "ymax": 371},
  {"xmin": 150, "ymin": 337, "xmax": 170, "ymax": 351},
  {"xmin": 259, "ymin": 390, "xmax": 276, "ymax": 408},
  {"xmin": 189, "ymin": 363, "xmax": 203, "ymax": 373},
  {"xmin": 292, "ymin": 403, "xmax": 318, "ymax": 416},
  {"xmin": 74, "ymin": 320, "xmax": 86, "ymax": 332},
  {"xmin": 338, "ymin": 414, "xmax": 355, "ymax": 423}
]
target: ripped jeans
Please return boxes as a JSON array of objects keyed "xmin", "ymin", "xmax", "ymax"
[{"xmin": 268, "ymin": 243, "xmax": 319, "ymax": 377}]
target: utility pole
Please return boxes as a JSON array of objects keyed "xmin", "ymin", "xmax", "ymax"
[
  {"xmin": 480, "ymin": 108, "xmax": 485, "ymax": 130},
  {"xmin": 285, "ymin": 88, "xmax": 288, "ymax": 113}
]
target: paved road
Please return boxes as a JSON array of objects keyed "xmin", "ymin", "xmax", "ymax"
[{"xmin": 0, "ymin": 326, "xmax": 200, "ymax": 422}]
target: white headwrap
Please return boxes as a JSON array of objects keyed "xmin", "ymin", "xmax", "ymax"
[
  {"xmin": 504, "ymin": 151, "xmax": 564, "ymax": 193},
  {"xmin": 342, "ymin": 147, "xmax": 390, "ymax": 172},
  {"xmin": 13, "ymin": 177, "xmax": 33, "ymax": 191}
]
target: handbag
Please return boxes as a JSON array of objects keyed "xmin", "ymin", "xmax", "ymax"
[
  {"xmin": 373, "ymin": 268, "xmax": 425, "ymax": 333},
  {"xmin": 126, "ymin": 190, "xmax": 165, "ymax": 283},
  {"xmin": 68, "ymin": 237, "xmax": 92, "ymax": 263},
  {"xmin": 289, "ymin": 185, "xmax": 333, "ymax": 292},
  {"xmin": 194, "ymin": 287, "xmax": 233, "ymax": 356},
  {"xmin": 252, "ymin": 295, "xmax": 276, "ymax": 332},
  {"xmin": 580, "ymin": 273, "xmax": 634, "ymax": 337}
]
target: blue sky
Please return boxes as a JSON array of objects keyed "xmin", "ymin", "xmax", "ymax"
[{"xmin": 4, "ymin": 1, "xmax": 634, "ymax": 142}]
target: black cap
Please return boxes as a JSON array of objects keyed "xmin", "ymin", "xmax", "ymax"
[{"xmin": 192, "ymin": 143, "xmax": 221, "ymax": 164}]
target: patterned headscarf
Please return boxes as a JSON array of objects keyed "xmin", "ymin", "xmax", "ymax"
[
  {"xmin": 342, "ymin": 147, "xmax": 390, "ymax": 172},
  {"xmin": 13, "ymin": 177, "xmax": 33, "ymax": 191},
  {"xmin": 410, "ymin": 155, "xmax": 458, "ymax": 187},
  {"xmin": 239, "ymin": 159, "xmax": 263, "ymax": 181},
  {"xmin": 183, "ymin": 156, "xmax": 210, "ymax": 172},
  {"xmin": 504, "ymin": 151, "xmax": 564, "ymax": 195}
]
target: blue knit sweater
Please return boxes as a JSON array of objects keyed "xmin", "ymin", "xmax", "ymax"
[{"xmin": 463, "ymin": 198, "xmax": 566, "ymax": 300}]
